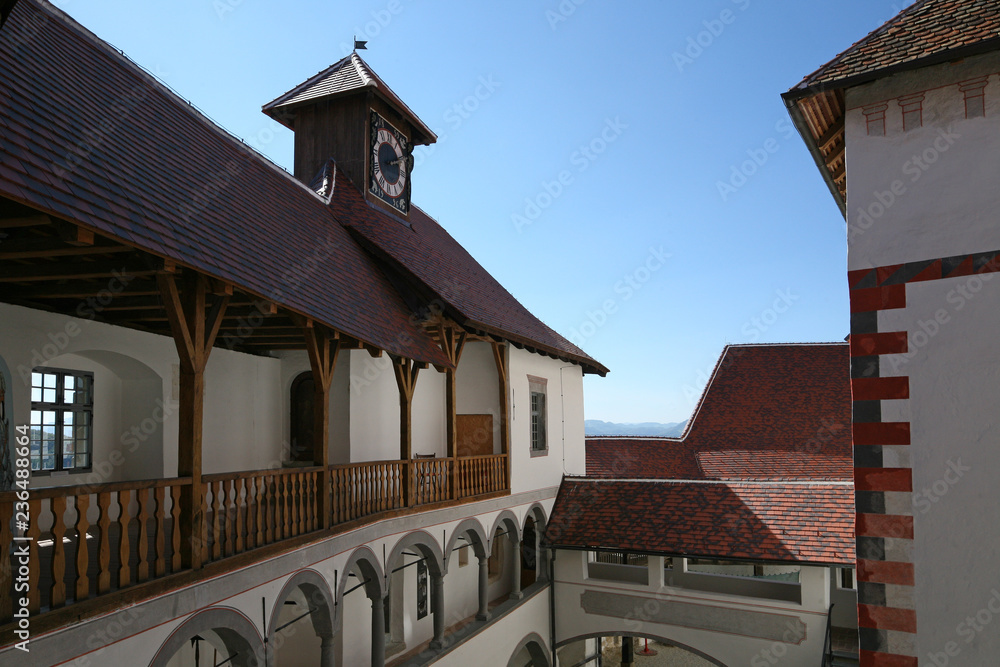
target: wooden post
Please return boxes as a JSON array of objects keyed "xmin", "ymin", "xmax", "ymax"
[
  {"xmin": 392, "ymin": 357, "xmax": 423, "ymax": 506},
  {"xmin": 490, "ymin": 341, "xmax": 511, "ymax": 492},
  {"xmin": 438, "ymin": 325, "xmax": 466, "ymax": 500},
  {"xmin": 158, "ymin": 272, "xmax": 229, "ymax": 570},
  {"xmin": 297, "ymin": 317, "xmax": 339, "ymax": 529}
]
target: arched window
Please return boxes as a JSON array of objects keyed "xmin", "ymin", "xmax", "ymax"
[{"xmin": 289, "ymin": 371, "xmax": 314, "ymax": 463}]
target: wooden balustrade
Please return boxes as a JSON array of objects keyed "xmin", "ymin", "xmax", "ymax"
[
  {"xmin": 201, "ymin": 467, "xmax": 323, "ymax": 565},
  {"xmin": 411, "ymin": 457, "xmax": 451, "ymax": 506},
  {"xmin": 329, "ymin": 460, "xmax": 405, "ymax": 524},
  {"xmin": 0, "ymin": 478, "xmax": 190, "ymax": 621},
  {"xmin": 456, "ymin": 454, "xmax": 508, "ymax": 498},
  {"xmin": 0, "ymin": 453, "xmax": 510, "ymax": 625}
]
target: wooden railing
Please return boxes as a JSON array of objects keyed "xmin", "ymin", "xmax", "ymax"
[
  {"xmin": 456, "ymin": 453, "xmax": 508, "ymax": 498},
  {"xmin": 411, "ymin": 457, "xmax": 450, "ymax": 506},
  {"xmin": 1, "ymin": 455, "xmax": 508, "ymax": 625},
  {"xmin": 0, "ymin": 477, "xmax": 191, "ymax": 619},
  {"xmin": 202, "ymin": 467, "xmax": 323, "ymax": 565},
  {"xmin": 330, "ymin": 460, "xmax": 405, "ymax": 523}
]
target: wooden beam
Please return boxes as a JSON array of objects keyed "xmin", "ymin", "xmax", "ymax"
[
  {"xmin": 157, "ymin": 273, "xmax": 229, "ymax": 570},
  {"xmin": 297, "ymin": 318, "xmax": 340, "ymax": 529},
  {"xmin": 491, "ymin": 341, "xmax": 511, "ymax": 492},
  {"xmin": 439, "ymin": 325, "xmax": 467, "ymax": 500},
  {"xmin": 0, "ymin": 215, "xmax": 51, "ymax": 229},
  {"xmin": 0, "ymin": 258, "xmax": 158, "ymax": 283},
  {"xmin": 393, "ymin": 357, "xmax": 421, "ymax": 505}
]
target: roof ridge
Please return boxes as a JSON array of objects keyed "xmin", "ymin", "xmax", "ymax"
[{"xmin": 262, "ymin": 53, "xmax": 357, "ymax": 110}]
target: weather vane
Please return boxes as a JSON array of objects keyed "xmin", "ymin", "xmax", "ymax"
[{"xmin": 353, "ymin": 35, "xmax": 368, "ymax": 51}]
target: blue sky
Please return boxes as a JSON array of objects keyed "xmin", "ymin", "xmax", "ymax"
[{"xmin": 54, "ymin": 0, "xmax": 910, "ymax": 424}]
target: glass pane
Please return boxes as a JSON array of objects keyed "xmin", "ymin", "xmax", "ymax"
[
  {"xmin": 43, "ymin": 388, "xmax": 57, "ymax": 403},
  {"xmin": 76, "ymin": 424, "xmax": 90, "ymax": 441},
  {"xmin": 31, "ymin": 372, "xmax": 42, "ymax": 387},
  {"xmin": 42, "ymin": 425, "xmax": 56, "ymax": 440},
  {"xmin": 63, "ymin": 454, "xmax": 74, "ymax": 468},
  {"xmin": 64, "ymin": 411, "xmax": 74, "ymax": 425},
  {"xmin": 31, "ymin": 387, "xmax": 41, "ymax": 402},
  {"xmin": 64, "ymin": 375, "xmax": 75, "ymax": 390},
  {"xmin": 76, "ymin": 453, "xmax": 89, "ymax": 468},
  {"xmin": 43, "ymin": 373, "xmax": 56, "ymax": 388},
  {"xmin": 42, "ymin": 411, "xmax": 56, "ymax": 425},
  {"xmin": 63, "ymin": 426, "xmax": 74, "ymax": 441},
  {"xmin": 30, "ymin": 410, "xmax": 41, "ymax": 425}
]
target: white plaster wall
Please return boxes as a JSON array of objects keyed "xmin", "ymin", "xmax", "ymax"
[
  {"xmin": 508, "ymin": 347, "xmax": 587, "ymax": 494},
  {"xmin": 879, "ymin": 277, "xmax": 1000, "ymax": 663},
  {"xmin": 342, "ymin": 566, "xmax": 375, "ymax": 667},
  {"xmin": 554, "ymin": 550, "xmax": 831, "ymax": 667},
  {"xmin": 412, "ymin": 368, "xmax": 446, "ymax": 458},
  {"xmin": 0, "ymin": 302, "xmax": 303, "ymax": 486},
  {"xmin": 456, "ymin": 341, "xmax": 500, "ymax": 417},
  {"xmin": 349, "ymin": 349, "xmax": 401, "ymax": 462},
  {"xmin": 438, "ymin": 588, "xmax": 552, "ymax": 667},
  {"xmin": 845, "ymin": 53, "xmax": 1000, "ymax": 270}
]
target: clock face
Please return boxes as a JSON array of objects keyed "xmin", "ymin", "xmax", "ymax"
[{"xmin": 369, "ymin": 111, "xmax": 409, "ymax": 214}]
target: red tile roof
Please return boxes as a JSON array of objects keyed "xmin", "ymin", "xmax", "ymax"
[
  {"xmin": 790, "ymin": 0, "xmax": 1000, "ymax": 94},
  {"xmin": 546, "ymin": 480, "xmax": 855, "ymax": 565},
  {"xmin": 329, "ymin": 169, "xmax": 608, "ymax": 375},
  {"xmin": 587, "ymin": 344, "xmax": 851, "ymax": 480},
  {"xmin": 547, "ymin": 344, "xmax": 854, "ymax": 564}
]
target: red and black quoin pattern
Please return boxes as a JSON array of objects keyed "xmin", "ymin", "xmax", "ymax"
[{"xmin": 849, "ymin": 248, "xmax": 1000, "ymax": 667}]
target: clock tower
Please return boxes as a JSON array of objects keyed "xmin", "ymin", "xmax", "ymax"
[{"xmin": 263, "ymin": 52, "xmax": 436, "ymax": 219}]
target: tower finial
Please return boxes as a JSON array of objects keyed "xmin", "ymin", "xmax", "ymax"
[{"xmin": 353, "ymin": 35, "xmax": 368, "ymax": 51}]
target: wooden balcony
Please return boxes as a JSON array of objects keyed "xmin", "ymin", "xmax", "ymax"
[{"xmin": 0, "ymin": 454, "xmax": 508, "ymax": 629}]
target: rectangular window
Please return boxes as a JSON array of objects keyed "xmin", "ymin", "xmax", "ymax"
[
  {"xmin": 30, "ymin": 368, "xmax": 93, "ymax": 473},
  {"xmin": 528, "ymin": 376, "xmax": 547, "ymax": 453},
  {"xmin": 838, "ymin": 567, "xmax": 856, "ymax": 589}
]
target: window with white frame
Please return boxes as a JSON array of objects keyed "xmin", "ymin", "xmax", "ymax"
[
  {"xmin": 528, "ymin": 376, "xmax": 547, "ymax": 453},
  {"xmin": 30, "ymin": 368, "xmax": 93, "ymax": 473}
]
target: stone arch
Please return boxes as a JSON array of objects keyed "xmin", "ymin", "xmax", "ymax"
[
  {"xmin": 385, "ymin": 529, "xmax": 445, "ymax": 580},
  {"xmin": 337, "ymin": 545, "xmax": 386, "ymax": 602},
  {"xmin": 444, "ymin": 517, "xmax": 489, "ymax": 570},
  {"xmin": 506, "ymin": 631, "xmax": 552, "ymax": 667},
  {"xmin": 555, "ymin": 632, "xmax": 729, "ymax": 667},
  {"xmin": 268, "ymin": 568, "xmax": 336, "ymax": 643},
  {"xmin": 489, "ymin": 509, "xmax": 522, "ymax": 550},
  {"xmin": 524, "ymin": 502, "xmax": 548, "ymax": 531},
  {"xmin": 148, "ymin": 606, "xmax": 265, "ymax": 667}
]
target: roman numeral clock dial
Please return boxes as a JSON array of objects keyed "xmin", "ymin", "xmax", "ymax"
[{"xmin": 369, "ymin": 111, "xmax": 410, "ymax": 214}]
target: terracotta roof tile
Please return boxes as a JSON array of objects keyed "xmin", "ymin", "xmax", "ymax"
[
  {"xmin": 586, "ymin": 344, "xmax": 851, "ymax": 479},
  {"xmin": 546, "ymin": 480, "xmax": 855, "ymax": 565},
  {"xmin": 547, "ymin": 344, "xmax": 854, "ymax": 564},
  {"xmin": 792, "ymin": 0, "xmax": 1000, "ymax": 92}
]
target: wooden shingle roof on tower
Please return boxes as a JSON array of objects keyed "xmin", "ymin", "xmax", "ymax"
[
  {"xmin": 262, "ymin": 52, "xmax": 437, "ymax": 146},
  {"xmin": 782, "ymin": 0, "xmax": 1000, "ymax": 214}
]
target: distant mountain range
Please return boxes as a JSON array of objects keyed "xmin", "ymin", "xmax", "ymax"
[{"xmin": 584, "ymin": 420, "xmax": 687, "ymax": 437}]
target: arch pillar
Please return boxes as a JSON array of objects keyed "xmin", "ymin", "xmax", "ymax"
[
  {"xmin": 320, "ymin": 633, "xmax": 336, "ymax": 667},
  {"xmin": 370, "ymin": 593, "xmax": 386, "ymax": 667},
  {"xmin": 477, "ymin": 553, "xmax": 491, "ymax": 622},
  {"xmin": 430, "ymin": 570, "xmax": 445, "ymax": 649},
  {"xmin": 510, "ymin": 537, "xmax": 523, "ymax": 600}
]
